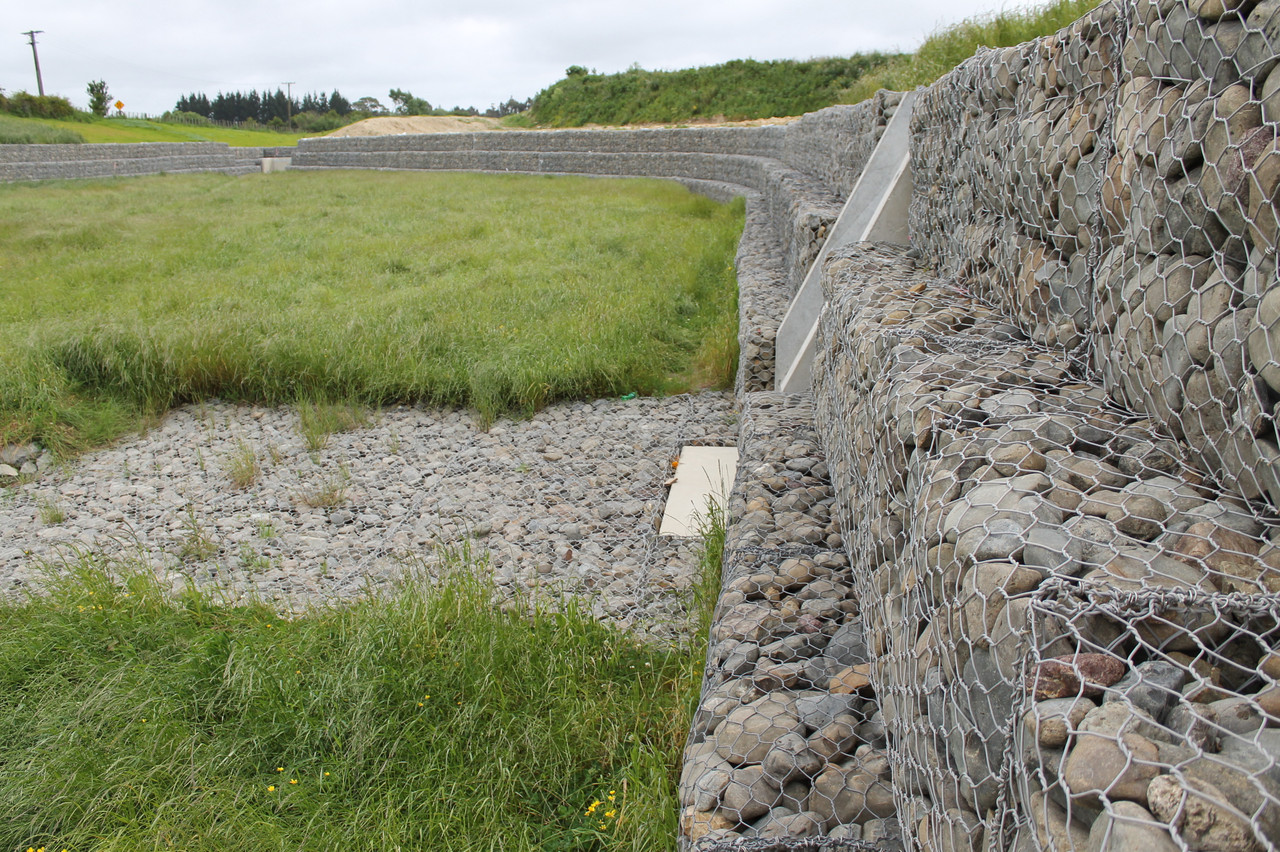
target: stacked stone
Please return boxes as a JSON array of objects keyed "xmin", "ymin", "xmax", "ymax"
[
  {"xmin": 680, "ymin": 392, "xmax": 900, "ymax": 850},
  {"xmin": 910, "ymin": 3, "xmax": 1122, "ymax": 355},
  {"xmin": 910, "ymin": 0, "xmax": 1280, "ymax": 530},
  {"xmin": 811, "ymin": 241, "xmax": 1280, "ymax": 850},
  {"xmin": 1097, "ymin": 0, "xmax": 1280, "ymax": 515},
  {"xmin": 0, "ymin": 142, "xmax": 257, "ymax": 182},
  {"xmin": 781, "ymin": 92, "xmax": 900, "ymax": 200},
  {"xmin": 735, "ymin": 194, "xmax": 793, "ymax": 394}
]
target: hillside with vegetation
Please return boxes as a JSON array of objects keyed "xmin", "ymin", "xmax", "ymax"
[
  {"xmin": 529, "ymin": 56, "xmax": 894, "ymax": 127},
  {"xmin": 529, "ymin": 0, "xmax": 1099, "ymax": 127}
]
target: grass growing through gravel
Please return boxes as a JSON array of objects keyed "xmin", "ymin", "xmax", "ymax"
[
  {"xmin": 0, "ymin": 523, "xmax": 725, "ymax": 851},
  {"xmin": 0, "ymin": 170, "xmax": 742, "ymax": 454}
]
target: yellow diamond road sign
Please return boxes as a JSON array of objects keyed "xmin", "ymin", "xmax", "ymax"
[{"xmin": 114, "ymin": 100, "xmax": 124, "ymax": 111}]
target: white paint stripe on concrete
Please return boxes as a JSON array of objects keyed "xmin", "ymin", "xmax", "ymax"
[{"xmin": 658, "ymin": 445, "xmax": 739, "ymax": 537}]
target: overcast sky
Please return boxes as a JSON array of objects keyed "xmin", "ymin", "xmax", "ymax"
[{"xmin": 3, "ymin": 0, "xmax": 1023, "ymax": 117}]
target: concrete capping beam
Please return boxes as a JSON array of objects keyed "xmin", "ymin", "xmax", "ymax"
[{"xmin": 774, "ymin": 90, "xmax": 918, "ymax": 394}]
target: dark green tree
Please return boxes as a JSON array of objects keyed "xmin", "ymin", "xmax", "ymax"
[
  {"xmin": 388, "ymin": 88, "xmax": 432, "ymax": 115},
  {"xmin": 86, "ymin": 80, "xmax": 110, "ymax": 117}
]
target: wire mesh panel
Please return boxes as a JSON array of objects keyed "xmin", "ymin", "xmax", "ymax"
[
  {"xmin": 680, "ymin": 392, "xmax": 904, "ymax": 849},
  {"xmin": 811, "ymin": 237, "xmax": 1280, "ymax": 851},
  {"xmin": 847, "ymin": 1, "xmax": 1280, "ymax": 847}
]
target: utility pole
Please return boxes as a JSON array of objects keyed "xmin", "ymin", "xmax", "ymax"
[
  {"xmin": 22, "ymin": 30, "xmax": 45, "ymax": 96},
  {"xmin": 283, "ymin": 81, "xmax": 295, "ymax": 126}
]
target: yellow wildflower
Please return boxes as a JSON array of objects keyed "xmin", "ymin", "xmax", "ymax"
[{"xmin": 267, "ymin": 785, "xmax": 275, "ymax": 792}]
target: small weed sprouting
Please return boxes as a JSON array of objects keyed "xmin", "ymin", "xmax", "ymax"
[
  {"xmin": 238, "ymin": 543, "xmax": 272, "ymax": 573},
  {"xmin": 176, "ymin": 505, "xmax": 218, "ymax": 562},
  {"xmin": 300, "ymin": 465, "xmax": 350, "ymax": 508},
  {"xmin": 226, "ymin": 440, "xmax": 260, "ymax": 489},
  {"xmin": 38, "ymin": 497, "xmax": 66, "ymax": 525},
  {"xmin": 298, "ymin": 401, "xmax": 368, "ymax": 453},
  {"xmin": 256, "ymin": 520, "xmax": 277, "ymax": 540},
  {"xmin": 267, "ymin": 442, "xmax": 283, "ymax": 465}
]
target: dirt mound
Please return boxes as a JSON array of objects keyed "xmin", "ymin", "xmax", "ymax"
[
  {"xmin": 327, "ymin": 116, "xmax": 507, "ymax": 137},
  {"xmin": 326, "ymin": 114, "xmax": 799, "ymax": 138}
]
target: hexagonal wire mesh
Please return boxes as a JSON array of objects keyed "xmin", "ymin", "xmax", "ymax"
[
  {"xmin": 841, "ymin": 0, "xmax": 1280, "ymax": 849},
  {"xmin": 685, "ymin": 0, "xmax": 1280, "ymax": 848}
]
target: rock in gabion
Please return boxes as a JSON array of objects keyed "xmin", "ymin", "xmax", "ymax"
[{"xmin": 813, "ymin": 241, "xmax": 1280, "ymax": 852}]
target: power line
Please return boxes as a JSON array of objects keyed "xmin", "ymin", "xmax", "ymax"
[{"xmin": 22, "ymin": 30, "xmax": 45, "ymax": 96}]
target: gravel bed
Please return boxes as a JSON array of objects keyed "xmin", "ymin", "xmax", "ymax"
[{"xmin": 0, "ymin": 392, "xmax": 735, "ymax": 640}]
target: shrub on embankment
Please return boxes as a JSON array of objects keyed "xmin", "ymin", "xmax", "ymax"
[
  {"xmin": 0, "ymin": 93, "xmax": 85, "ymax": 143},
  {"xmin": 529, "ymin": 56, "xmax": 895, "ymax": 126}
]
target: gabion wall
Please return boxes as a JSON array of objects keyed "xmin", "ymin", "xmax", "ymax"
[
  {"xmin": 0, "ymin": 142, "xmax": 259, "ymax": 180},
  {"xmin": 804, "ymin": 0, "xmax": 1280, "ymax": 844},
  {"xmin": 813, "ymin": 239, "xmax": 1280, "ymax": 851}
]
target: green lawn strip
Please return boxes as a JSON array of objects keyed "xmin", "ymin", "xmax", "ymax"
[
  {"xmin": 0, "ymin": 170, "xmax": 742, "ymax": 452},
  {"xmin": 20, "ymin": 115, "xmax": 308, "ymax": 146},
  {"xmin": 0, "ymin": 524, "xmax": 723, "ymax": 851}
]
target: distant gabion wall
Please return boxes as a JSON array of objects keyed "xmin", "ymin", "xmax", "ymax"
[{"xmin": 0, "ymin": 142, "xmax": 257, "ymax": 180}]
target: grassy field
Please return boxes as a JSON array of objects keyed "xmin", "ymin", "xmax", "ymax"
[
  {"xmin": 0, "ymin": 170, "xmax": 742, "ymax": 453},
  {"xmin": 0, "ymin": 514, "xmax": 724, "ymax": 850},
  {"xmin": 2, "ymin": 115, "xmax": 310, "ymax": 146}
]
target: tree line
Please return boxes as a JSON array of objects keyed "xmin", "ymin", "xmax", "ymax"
[
  {"xmin": 174, "ymin": 89, "xmax": 353, "ymax": 125},
  {"xmin": 173, "ymin": 88, "xmax": 532, "ymax": 129}
]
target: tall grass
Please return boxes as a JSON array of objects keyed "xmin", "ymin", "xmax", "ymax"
[
  {"xmin": 0, "ymin": 171, "xmax": 743, "ymax": 452},
  {"xmin": 0, "ymin": 519, "xmax": 725, "ymax": 850},
  {"xmin": 0, "ymin": 114, "xmax": 83, "ymax": 144},
  {"xmin": 842, "ymin": 0, "xmax": 1102, "ymax": 102}
]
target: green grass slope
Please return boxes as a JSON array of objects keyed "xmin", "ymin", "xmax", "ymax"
[
  {"xmin": 0, "ymin": 522, "xmax": 723, "ymax": 851},
  {"xmin": 0, "ymin": 114, "xmax": 308, "ymax": 146},
  {"xmin": 842, "ymin": 0, "xmax": 1102, "ymax": 102},
  {"xmin": 529, "ymin": 56, "xmax": 894, "ymax": 127}
]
